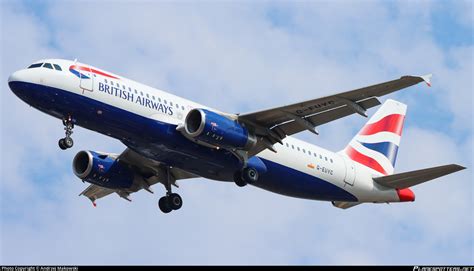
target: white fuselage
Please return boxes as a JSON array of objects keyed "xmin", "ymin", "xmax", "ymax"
[{"xmin": 8, "ymin": 59, "xmax": 402, "ymax": 204}]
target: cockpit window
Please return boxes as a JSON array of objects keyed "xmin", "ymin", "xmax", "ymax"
[
  {"xmin": 28, "ymin": 63, "xmax": 43, "ymax": 69},
  {"xmin": 43, "ymin": 63, "xmax": 53, "ymax": 69},
  {"xmin": 53, "ymin": 64, "xmax": 62, "ymax": 71}
]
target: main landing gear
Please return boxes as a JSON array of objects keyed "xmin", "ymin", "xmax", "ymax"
[
  {"xmin": 158, "ymin": 167, "xmax": 183, "ymax": 214},
  {"xmin": 58, "ymin": 116, "xmax": 74, "ymax": 150},
  {"xmin": 233, "ymin": 167, "xmax": 259, "ymax": 187}
]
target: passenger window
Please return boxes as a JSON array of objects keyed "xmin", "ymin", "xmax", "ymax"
[
  {"xmin": 53, "ymin": 64, "xmax": 62, "ymax": 71},
  {"xmin": 122, "ymin": 85, "xmax": 126, "ymax": 90},
  {"xmin": 164, "ymin": 100, "xmax": 167, "ymax": 104},
  {"xmin": 134, "ymin": 89, "xmax": 138, "ymax": 94},
  {"xmin": 175, "ymin": 103, "xmax": 179, "ymax": 108},
  {"xmin": 128, "ymin": 87, "xmax": 132, "ymax": 91},
  {"xmin": 291, "ymin": 145, "xmax": 294, "ymax": 149},
  {"xmin": 308, "ymin": 151, "xmax": 312, "ymax": 155},
  {"xmin": 302, "ymin": 149, "xmax": 306, "ymax": 153},
  {"xmin": 104, "ymin": 79, "xmax": 108, "ymax": 83},
  {"xmin": 319, "ymin": 155, "xmax": 322, "ymax": 159},
  {"xmin": 152, "ymin": 96, "xmax": 155, "ymax": 100},
  {"xmin": 181, "ymin": 106, "xmax": 185, "ymax": 110},
  {"xmin": 330, "ymin": 158, "xmax": 333, "ymax": 163},
  {"xmin": 297, "ymin": 147, "xmax": 300, "ymax": 151},
  {"xmin": 43, "ymin": 63, "xmax": 53, "ymax": 69},
  {"xmin": 110, "ymin": 81, "xmax": 114, "ymax": 86},
  {"xmin": 158, "ymin": 97, "xmax": 162, "ymax": 102},
  {"xmin": 140, "ymin": 91, "xmax": 144, "ymax": 96},
  {"xmin": 28, "ymin": 63, "xmax": 43, "ymax": 68},
  {"xmin": 314, "ymin": 153, "xmax": 317, "ymax": 157},
  {"xmin": 325, "ymin": 157, "xmax": 328, "ymax": 161},
  {"xmin": 146, "ymin": 93, "xmax": 149, "ymax": 98},
  {"xmin": 170, "ymin": 101, "xmax": 173, "ymax": 106},
  {"xmin": 286, "ymin": 143, "xmax": 289, "ymax": 147}
]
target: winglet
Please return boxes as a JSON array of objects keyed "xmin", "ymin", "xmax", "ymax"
[{"xmin": 420, "ymin": 74, "xmax": 432, "ymax": 87}]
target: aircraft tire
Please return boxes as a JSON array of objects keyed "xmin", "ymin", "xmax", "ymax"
[
  {"xmin": 242, "ymin": 167, "xmax": 258, "ymax": 184},
  {"xmin": 233, "ymin": 172, "xmax": 247, "ymax": 187},
  {"xmin": 158, "ymin": 196, "xmax": 172, "ymax": 213},
  {"xmin": 169, "ymin": 193, "xmax": 183, "ymax": 210},
  {"xmin": 58, "ymin": 138, "xmax": 67, "ymax": 150}
]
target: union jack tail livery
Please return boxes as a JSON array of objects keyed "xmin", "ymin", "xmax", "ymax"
[{"xmin": 344, "ymin": 99, "xmax": 407, "ymax": 176}]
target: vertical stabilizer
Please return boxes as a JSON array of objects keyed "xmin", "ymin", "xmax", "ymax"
[{"xmin": 342, "ymin": 99, "xmax": 407, "ymax": 176}]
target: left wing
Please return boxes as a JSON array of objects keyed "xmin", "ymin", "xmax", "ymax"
[
  {"xmin": 79, "ymin": 148, "xmax": 198, "ymax": 205},
  {"xmin": 239, "ymin": 74, "xmax": 432, "ymax": 156},
  {"xmin": 79, "ymin": 184, "xmax": 115, "ymax": 206}
]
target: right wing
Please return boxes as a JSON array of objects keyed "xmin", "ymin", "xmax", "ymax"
[
  {"xmin": 373, "ymin": 164, "xmax": 465, "ymax": 189},
  {"xmin": 239, "ymin": 74, "xmax": 432, "ymax": 156},
  {"xmin": 79, "ymin": 148, "xmax": 198, "ymax": 205}
]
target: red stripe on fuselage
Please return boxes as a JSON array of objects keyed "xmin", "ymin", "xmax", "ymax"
[
  {"xmin": 359, "ymin": 114, "xmax": 405, "ymax": 136},
  {"xmin": 345, "ymin": 146, "xmax": 388, "ymax": 175},
  {"xmin": 69, "ymin": 65, "xmax": 119, "ymax": 79}
]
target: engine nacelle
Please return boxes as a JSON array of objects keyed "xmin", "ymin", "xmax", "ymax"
[
  {"xmin": 72, "ymin": 150, "xmax": 134, "ymax": 189},
  {"xmin": 183, "ymin": 108, "xmax": 256, "ymax": 150}
]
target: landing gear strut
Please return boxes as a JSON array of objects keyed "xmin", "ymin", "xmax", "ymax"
[
  {"xmin": 158, "ymin": 166, "xmax": 183, "ymax": 213},
  {"xmin": 58, "ymin": 116, "xmax": 74, "ymax": 150},
  {"xmin": 233, "ymin": 167, "xmax": 259, "ymax": 187}
]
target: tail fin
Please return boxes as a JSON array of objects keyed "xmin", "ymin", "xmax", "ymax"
[{"xmin": 342, "ymin": 99, "xmax": 407, "ymax": 176}]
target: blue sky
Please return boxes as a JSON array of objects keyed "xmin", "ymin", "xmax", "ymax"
[{"xmin": 1, "ymin": 0, "xmax": 473, "ymax": 265}]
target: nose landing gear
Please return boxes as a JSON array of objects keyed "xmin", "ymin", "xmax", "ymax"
[{"xmin": 58, "ymin": 116, "xmax": 74, "ymax": 150}]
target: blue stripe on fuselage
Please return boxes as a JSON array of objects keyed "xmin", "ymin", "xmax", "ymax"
[
  {"xmin": 256, "ymin": 159, "xmax": 358, "ymax": 201},
  {"xmin": 9, "ymin": 81, "xmax": 357, "ymax": 202},
  {"xmin": 358, "ymin": 141, "xmax": 399, "ymax": 166}
]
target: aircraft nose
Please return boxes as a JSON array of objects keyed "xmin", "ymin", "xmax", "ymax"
[
  {"xmin": 8, "ymin": 70, "xmax": 20, "ymax": 83},
  {"xmin": 8, "ymin": 70, "xmax": 29, "ymax": 95}
]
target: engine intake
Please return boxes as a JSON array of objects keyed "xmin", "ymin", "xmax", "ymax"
[{"xmin": 183, "ymin": 108, "xmax": 256, "ymax": 150}]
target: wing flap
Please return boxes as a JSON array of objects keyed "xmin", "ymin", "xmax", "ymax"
[
  {"xmin": 278, "ymin": 97, "xmax": 381, "ymax": 137},
  {"xmin": 332, "ymin": 201, "xmax": 362, "ymax": 209},
  {"xmin": 373, "ymin": 164, "xmax": 465, "ymax": 189},
  {"xmin": 79, "ymin": 184, "xmax": 115, "ymax": 204}
]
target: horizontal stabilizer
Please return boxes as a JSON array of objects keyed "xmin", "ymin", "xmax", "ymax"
[
  {"xmin": 332, "ymin": 201, "xmax": 362, "ymax": 209},
  {"xmin": 373, "ymin": 164, "xmax": 465, "ymax": 189}
]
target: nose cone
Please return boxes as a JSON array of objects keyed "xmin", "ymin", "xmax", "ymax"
[
  {"xmin": 8, "ymin": 70, "xmax": 30, "ymax": 94},
  {"xmin": 8, "ymin": 70, "xmax": 21, "ymax": 84},
  {"xmin": 397, "ymin": 188, "xmax": 415, "ymax": 202}
]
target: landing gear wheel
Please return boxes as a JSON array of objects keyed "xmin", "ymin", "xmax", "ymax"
[
  {"xmin": 158, "ymin": 196, "xmax": 172, "ymax": 213},
  {"xmin": 59, "ymin": 116, "xmax": 75, "ymax": 150},
  {"xmin": 242, "ymin": 167, "xmax": 259, "ymax": 184},
  {"xmin": 158, "ymin": 166, "xmax": 183, "ymax": 213},
  {"xmin": 234, "ymin": 172, "xmax": 247, "ymax": 187},
  {"xmin": 168, "ymin": 193, "xmax": 183, "ymax": 210},
  {"xmin": 58, "ymin": 139, "xmax": 67, "ymax": 150},
  {"xmin": 64, "ymin": 137, "xmax": 74, "ymax": 148}
]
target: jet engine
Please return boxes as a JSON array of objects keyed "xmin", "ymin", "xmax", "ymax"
[
  {"xmin": 72, "ymin": 150, "xmax": 134, "ymax": 189},
  {"xmin": 183, "ymin": 108, "xmax": 256, "ymax": 150}
]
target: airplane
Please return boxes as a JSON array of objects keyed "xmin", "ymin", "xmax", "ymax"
[{"xmin": 8, "ymin": 59, "xmax": 465, "ymax": 213}]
